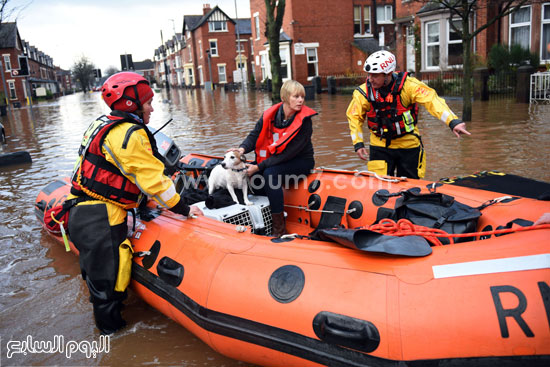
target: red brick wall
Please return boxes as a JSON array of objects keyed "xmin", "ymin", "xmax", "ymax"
[
  {"xmin": 1, "ymin": 50, "xmax": 27, "ymax": 104},
  {"xmin": 207, "ymin": 19, "xmax": 238, "ymax": 84},
  {"xmin": 250, "ymin": 0, "xmax": 403, "ymax": 85}
]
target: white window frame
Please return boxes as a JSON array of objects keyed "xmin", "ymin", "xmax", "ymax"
[
  {"xmin": 280, "ymin": 48, "xmax": 289, "ymax": 80},
  {"xmin": 354, "ymin": 6, "xmax": 372, "ymax": 36},
  {"xmin": 260, "ymin": 52, "xmax": 267, "ymax": 80},
  {"xmin": 3, "ymin": 55, "xmax": 11, "ymax": 71},
  {"xmin": 306, "ymin": 47, "xmax": 319, "ymax": 80},
  {"xmin": 376, "ymin": 5, "xmax": 393, "ymax": 24},
  {"xmin": 236, "ymin": 40, "xmax": 245, "ymax": 53},
  {"xmin": 254, "ymin": 13, "xmax": 260, "ymax": 40},
  {"xmin": 198, "ymin": 65, "xmax": 204, "ymax": 85},
  {"xmin": 364, "ymin": 6, "xmax": 371, "ymax": 35},
  {"xmin": 217, "ymin": 64, "xmax": 227, "ymax": 83},
  {"xmin": 187, "ymin": 68, "xmax": 194, "ymax": 85},
  {"xmin": 199, "ymin": 40, "xmax": 203, "ymax": 59},
  {"xmin": 209, "ymin": 40, "xmax": 218, "ymax": 57},
  {"xmin": 509, "ymin": 5, "xmax": 531, "ymax": 50},
  {"xmin": 209, "ymin": 20, "xmax": 227, "ymax": 32},
  {"xmin": 447, "ymin": 18, "xmax": 463, "ymax": 67},
  {"xmin": 188, "ymin": 45, "xmax": 192, "ymax": 61},
  {"xmin": 279, "ymin": 44, "xmax": 292, "ymax": 81},
  {"xmin": 541, "ymin": 3, "xmax": 550, "ymax": 62},
  {"xmin": 425, "ymin": 20, "xmax": 440, "ymax": 70},
  {"xmin": 354, "ymin": 6, "xmax": 362, "ymax": 35},
  {"xmin": 8, "ymin": 80, "xmax": 16, "ymax": 99}
]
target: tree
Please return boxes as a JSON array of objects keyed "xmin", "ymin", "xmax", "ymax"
[
  {"xmin": 72, "ymin": 56, "xmax": 95, "ymax": 92},
  {"xmin": 264, "ymin": 0, "xmax": 285, "ymax": 102},
  {"xmin": 0, "ymin": 0, "xmax": 28, "ymax": 24},
  {"xmin": 414, "ymin": 0, "xmax": 531, "ymax": 121},
  {"xmin": 105, "ymin": 66, "xmax": 119, "ymax": 77},
  {"xmin": 0, "ymin": 0, "xmax": 29, "ymax": 45}
]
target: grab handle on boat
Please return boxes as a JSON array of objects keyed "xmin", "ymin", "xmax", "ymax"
[{"xmin": 312, "ymin": 311, "xmax": 380, "ymax": 353}]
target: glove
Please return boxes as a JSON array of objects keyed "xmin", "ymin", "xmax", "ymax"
[{"xmin": 169, "ymin": 196, "xmax": 190, "ymax": 216}]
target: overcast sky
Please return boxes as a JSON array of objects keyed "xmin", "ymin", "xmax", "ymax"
[{"xmin": 8, "ymin": 0, "xmax": 251, "ymax": 72}]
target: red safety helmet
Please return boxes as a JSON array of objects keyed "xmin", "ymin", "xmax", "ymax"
[{"xmin": 101, "ymin": 72, "xmax": 154, "ymax": 113}]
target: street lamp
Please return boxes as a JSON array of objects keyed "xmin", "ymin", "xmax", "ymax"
[
  {"xmin": 160, "ymin": 30, "xmax": 170, "ymax": 91},
  {"xmin": 234, "ymin": 0, "xmax": 245, "ymax": 90},
  {"xmin": 205, "ymin": 49, "xmax": 213, "ymax": 91}
]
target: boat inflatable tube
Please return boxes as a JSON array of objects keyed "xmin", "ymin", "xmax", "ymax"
[
  {"xmin": 0, "ymin": 151, "xmax": 32, "ymax": 167},
  {"xmin": 316, "ymin": 227, "xmax": 432, "ymax": 257}
]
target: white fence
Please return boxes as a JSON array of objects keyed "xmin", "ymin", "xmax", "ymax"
[{"xmin": 530, "ymin": 72, "xmax": 550, "ymax": 103}]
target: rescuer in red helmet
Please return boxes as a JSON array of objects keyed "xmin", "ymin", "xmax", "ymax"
[{"xmin": 66, "ymin": 72, "xmax": 202, "ymax": 334}]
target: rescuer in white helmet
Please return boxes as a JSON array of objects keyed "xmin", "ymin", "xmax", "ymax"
[{"xmin": 346, "ymin": 50, "xmax": 470, "ymax": 178}]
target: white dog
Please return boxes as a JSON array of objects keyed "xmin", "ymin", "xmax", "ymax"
[{"xmin": 208, "ymin": 151, "xmax": 252, "ymax": 205}]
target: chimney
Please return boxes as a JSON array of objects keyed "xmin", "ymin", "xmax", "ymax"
[{"xmin": 203, "ymin": 4, "xmax": 211, "ymax": 15}]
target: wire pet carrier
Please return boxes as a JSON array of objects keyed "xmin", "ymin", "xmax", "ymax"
[{"xmin": 195, "ymin": 195, "xmax": 272, "ymax": 235}]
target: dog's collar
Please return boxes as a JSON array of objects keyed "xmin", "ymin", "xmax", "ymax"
[{"xmin": 224, "ymin": 166, "xmax": 247, "ymax": 173}]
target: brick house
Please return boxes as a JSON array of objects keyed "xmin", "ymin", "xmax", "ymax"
[
  {"xmin": 54, "ymin": 66, "xmax": 74, "ymax": 95},
  {"xmin": 23, "ymin": 41, "xmax": 58, "ymax": 98},
  {"xmin": 249, "ymin": 0, "xmax": 396, "ymax": 86},
  {"xmin": 154, "ymin": 4, "xmax": 252, "ymax": 88},
  {"xmin": 0, "ymin": 22, "xmax": 29, "ymax": 106},
  {"xmin": 181, "ymin": 4, "xmax": 252, "ymax": 87},
  {"xmin": 395, "ymin": 0, "xmax": 549, "ymax": 75},
  {"xmin": 133, "ymin": 59, "xmax": 155, "ymax": 84},
  {"xmin": 0, "ymin": 22, "xmax": 59, "ymax": 106}
]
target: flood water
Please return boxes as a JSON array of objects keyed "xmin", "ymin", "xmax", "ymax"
[{"xmin": 0, "ymin": 88, "xmax": 549, "ymax": 366}]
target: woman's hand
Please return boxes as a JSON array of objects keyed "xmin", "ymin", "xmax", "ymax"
[
  {"xmin": 246, "ymin": 164, "xmax": 259, "ymax": 176},
  {"xmin": 188, "ymin": 206, "xmax": 204, "ymax": 217},
  {"xmin": 227, "ymin": 147, "xmax": 245, "ymax": 154}
]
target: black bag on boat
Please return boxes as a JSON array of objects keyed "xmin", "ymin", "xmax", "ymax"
[{"xmin": 393, "ymin": 189, "xmax": 481, "ymax": 244}]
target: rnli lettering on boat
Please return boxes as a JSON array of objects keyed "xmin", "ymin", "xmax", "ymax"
[
  {"xmin": 490, "ymin": 282, "xmax": 550, "ymax": 338},
  {"xmin": 433, "ymin": 254, "xmax": 550, "ymax": 338}
]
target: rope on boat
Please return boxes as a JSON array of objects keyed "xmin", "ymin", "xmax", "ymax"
[
  {"xmin": 367, "ymin": 218, "xmax": 550, "ymax": 246},
  {"xmin": 354, "ymin": 170, "xmax": 406, "ymax": 183},
  {"xmin": 314, "ymin": 167, "xmax": 406, "ymax": 183}
]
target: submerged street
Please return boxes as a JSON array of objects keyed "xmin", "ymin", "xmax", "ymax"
[{"xmin": 1, "ymin": 88, "xmax": 549, "ymax": 366}]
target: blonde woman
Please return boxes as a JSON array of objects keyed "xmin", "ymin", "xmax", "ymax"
[{"xmin": 233, "ymin": 80, "xmax": 317, "ymax": 237}]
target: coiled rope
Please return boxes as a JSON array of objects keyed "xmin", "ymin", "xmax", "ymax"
[{"xmin": 367, "ymin": 218, "xmax": 550, "ymax": 246}]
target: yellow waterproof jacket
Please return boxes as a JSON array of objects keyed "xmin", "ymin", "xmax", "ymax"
[
  {"xmin": 102, "ymin": 122, "xmax": 180, "ymax": 210},
  {"xmin": 69, "ymin": 121, "xmax": 180, "ymax": 226},
  {"xmin": 346, "ymin": 76, "xmax": 459, "ymax": 149}
]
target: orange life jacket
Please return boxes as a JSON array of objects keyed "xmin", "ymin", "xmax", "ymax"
[
  {"xmin": 255, "ymin": 102, "xmax": 317, "ymax": 164},
  {"xmin": 359, "ymin": 72, "xmax": 419, "ymax": 147},
  {"xmin": 71, "ymin": 114, "xmax": 157, "ymax": 208}
]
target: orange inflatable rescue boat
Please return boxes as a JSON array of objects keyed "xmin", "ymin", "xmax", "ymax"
[{"xmin": 35, "ymin": 146, "xmax": 550, "ymax": 366}]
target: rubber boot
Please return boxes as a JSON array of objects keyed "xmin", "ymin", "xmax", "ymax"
[
  {"xmin": 92, "ymin": 299, "xmax": 127, "ymax": 335},
  {"xmin": 271, "ymin": 212, "xmax": 286, "ymax": 237}
]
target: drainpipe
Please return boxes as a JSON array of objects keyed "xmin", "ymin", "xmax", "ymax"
[{"xmin": 0, "ymin": 61, "xmax": 10, "ymax": 113}]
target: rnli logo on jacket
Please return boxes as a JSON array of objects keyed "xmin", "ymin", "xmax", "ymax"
[{"xmin": 380, "ymin": 55, "xmax": 395, "ymax": 71}]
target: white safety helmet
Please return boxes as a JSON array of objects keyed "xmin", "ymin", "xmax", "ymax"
[{"xmin": 363, "ymin": 51, "xmax": 396, "ymax": 74}]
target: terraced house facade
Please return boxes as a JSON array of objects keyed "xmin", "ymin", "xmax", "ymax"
[
  {"xmin": 155, "ymin": 4, "xmax": 253, "ymax": 88},
  {"xmin": 155, "ymin": 1, "xmax": 549, "ymax": 89},
  {"xmin": 0, "ymin": 22, "xmax": 63, "ymax": 107}
]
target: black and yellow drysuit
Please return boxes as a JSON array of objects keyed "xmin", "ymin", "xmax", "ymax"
[
  {"xmin": 67, "ymin": 110, "xmax": 190, "ymax": 334},
  {"xmin": 346, "ymin": 72, "xmax": 462, "ymax": 178}
]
